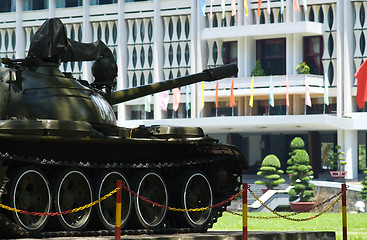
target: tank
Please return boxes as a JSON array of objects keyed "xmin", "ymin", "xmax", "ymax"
[{"xmin": 0, "ymin": 18, "xmax": 247, "ymax": 238}]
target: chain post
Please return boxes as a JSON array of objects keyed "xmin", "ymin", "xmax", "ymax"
[
  {"xmin": 115, "ymin": 180, "xmax": 122, "ymax": 240},
  {"xmin": 342, "ymin": 183, "xmax": 347, "ymax": 240},
  {"xmin": 242, "ymin": 183, "xmax": 248, "ymax": 240}
]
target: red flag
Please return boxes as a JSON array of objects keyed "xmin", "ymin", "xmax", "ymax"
[
  {"xmin": 215, "ymin": 81, "xmax": 219, "ymax": 108},
  {"xmin": 230, "ymin": 76, "xmax": 235, "ymax": 107},
  {"xmin": 173, "ymin": 88, "xmax": 181, "ymax": 111},
  {"xmin": 355, "ymin": 59, "xmax": 367, "ymax": 109},
  {"xmin": 258, "ymin": 0, "xmax": 262, "ymax": 16}
]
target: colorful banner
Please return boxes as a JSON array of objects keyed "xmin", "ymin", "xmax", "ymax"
[
  {"xmin": 173, "ymin": 88, "xmax": 181, "ymax": 111},
  {"xmin": 280, "ymin": 0, "xmax": 284, "ymax": 14},
  {"xmin": 294, "ymin": 0, "xmax": 300, "ymax": 12},
  {"xmin": 249, "ymin": 76, "xmax": 254, "ymax": 107},
  {"xmin": 215, "ymin": 81, "xmax": 219, "ymax": 108},
  {"xmin": 244, "ymin": 0, "xmax": 249, "ymax": 17},
  {"xmin": 145, "ymin": 95, "xmax": 151, "ymax": 112},
  {"xmin": 258, "ymin": 0, "xmax": 262, "ymax": 16},
  {"xmin": 230, "ymin": 76, "xmax": 235, "ymax": 107},
  {"xmin": 160, "ymin": 91, "xmax": 169, "ymax": 111},
  {"xmin": 199, "ymin": 0, "xmax": 206, "ymax": 16},
  {"xmin": 305, "ymin": 78, "xmax": 312, "ymax": 107},
  {"xmin": 324, "ymin": 75, "xmax": 329, "ymax": 106},
  {"xmin": 201, "ymin": 81, "xmax": 205, "ymax": 109},
  {"xmin": 286, "ymin": 75, "xmax": 289, "ymax": 107},
  {"xmin": 269, "ymin": 75, "xmax": 274, "ymax": 107},
  {"xmin": 231, "ymin": 0, "xmax": 236, "ymax": 16},
  {"xmin": 355, "ymin": 59, "xmax": 367, "ymax": 109},
  {"xmin": 221, "ymin": 0, "xmax": 226, "ymax": 19},
  {"xmin": 185, "ymin": 85, "xmax": 190, "ymax": 111}
]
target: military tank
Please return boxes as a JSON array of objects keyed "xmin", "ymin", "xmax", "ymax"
[{"xmin": 0, "ymin": 18, "xmax": 247, "ymax": 238}]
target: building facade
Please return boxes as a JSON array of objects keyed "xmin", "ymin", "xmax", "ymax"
[{"xmin": 0, "ymin": 0, "xmax": 366, "ymax": 180}]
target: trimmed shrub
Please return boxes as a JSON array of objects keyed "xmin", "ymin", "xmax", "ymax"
[{"xmin": 255, "ymin": 154, "xmax": 285, "ymax": 189}]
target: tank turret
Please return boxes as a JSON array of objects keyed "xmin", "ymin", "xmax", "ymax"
[
  {"xmin": 0, "ymin": 18, "xmax": 246, "ymax": 238},
  {"xmin": 0, "ymin": 18, "xmax": 237, "ymax": 135}
]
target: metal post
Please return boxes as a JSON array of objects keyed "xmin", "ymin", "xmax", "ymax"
[
  {"xmin": 115, "ymin": 180, "xmax": 122, "ymax": 240},
  {"xmin": 342, "ymin": 183, "xmax": 347, "ymax": 240},
  {"xmin": 243, "ymin": 183, "xmax": 248, "ymax": 240}
]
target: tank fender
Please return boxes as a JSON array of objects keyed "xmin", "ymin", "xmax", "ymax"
[
  {"xmin": 0, "ymin": 157, "xmax": 8, "ymax": 202},
  {"xmin": 225, "ymin": 144, "xmax": 248, "ymax": 170}
]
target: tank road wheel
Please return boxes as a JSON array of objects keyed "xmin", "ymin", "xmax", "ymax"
[
  {"xmin": 180, "ymin": 171, "xmax": 213, "ymax": 228},
  {"xmin": 96, "ymin": 171, "xmax": 132, "ymax": 229},
  {"xmin": 54, "ymin": 170, "xmax": 92, "ymax": 230},
  {"xmin": 133, "ymin": 171, "xmax": 168, "ymax": 229},
  {"xmin": 10, "ymin": 168, "xmax": 51, "ymax": 231}
]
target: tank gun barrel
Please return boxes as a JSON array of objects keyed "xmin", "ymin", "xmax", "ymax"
[{"xmin": 109, "ymin": 64, "xmax": 238, "ymax": 105}]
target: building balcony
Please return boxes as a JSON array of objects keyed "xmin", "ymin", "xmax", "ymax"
[{"xmin": 202, "ymin": 0, "xmax": 328, "ymax": 40}]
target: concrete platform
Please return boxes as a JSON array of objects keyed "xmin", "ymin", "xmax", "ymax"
[{"xmin": 20, "ymin": 231, "xmax": 336, "ymax": 240}]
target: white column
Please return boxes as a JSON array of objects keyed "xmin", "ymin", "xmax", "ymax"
[
  {"xmin": 244, "ymin": 36, "xmax": 255, "ymax": 78},
  {"xmin": 336, "ymin": 0, "xmax": 344, "ymax": 118},
  {"xmin": 190, "ymin": 0, "xmax": 198, "ymax": 118},
  {"xmin": 237, "ymin": 0, "xmax": 244, "ymax": 26},
  {"xmin": 344, "ymin": 130, "xmax": 358, "ymax": 180},
  {"xmin": 15, "ymin": 0, "xmax": 25, "ymax": 59},
  {"xmin": 286, "ymin": 34, "xmax": 293, "ymax": 75},
  {"xmin": 116, "ymin": 0, "xmax": 128, "ymax": 126},
  {"xmin": 82, "ymin": 0, "xmax": 93, "ymax": 82},
  {"xmin": 292, "ymin": 34, "xmax": 302, "ymax": 75},
  {"xmin": 343, "ymin": 0, "xmax": 354, "ymax": 114},
  {"xmin": 286, "ymin": 0, "xmax": 292, "ymax": 23},
  {"xmin": 49, "ymin": 0, "xmax": 56, "ymax": 18},
  {"xmin": 153, "ymin": 0, "xmax": 164, "ymax": 120},
  {"xmin": 238, "ymin": 37, "xmax": 245, "ymax": 78}
]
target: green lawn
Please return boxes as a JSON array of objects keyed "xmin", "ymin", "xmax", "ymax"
[{"xmin": 211, "ymin": 212, "xmax": 367, "ymax": 240}]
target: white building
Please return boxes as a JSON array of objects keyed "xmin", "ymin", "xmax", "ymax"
[{"xmin": 0, "ymin": 0, "xmax": 366, "ymax": 180}]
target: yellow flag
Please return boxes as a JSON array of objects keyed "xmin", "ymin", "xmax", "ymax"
[
  {"xmin": 244, "ymin": 0, "xmax": 248, "ymax": 16},
  {"xmin": 201, "ymin": 81, "xmax": 205, "ymax": 109},
  {"xmin": 249, "ymin": 76, "xmax": 254, "ymax": 107}
]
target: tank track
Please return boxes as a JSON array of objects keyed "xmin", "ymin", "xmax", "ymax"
[{"xmin": 0, "ymin": 151, "xmax": 241, "ymax": 239}]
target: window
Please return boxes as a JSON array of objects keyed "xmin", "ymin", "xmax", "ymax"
[
  {"xmin": 303, "ymin": 36, "xmax": 323, "ymax": 75},
  {"xmin": 222, "ymin": 41, "xmax": 237, "ymax": 65},
  {"xmin": 256, "ymin": 38, "xmax": 286, "ymax": 75},
  {"xmin": 0, "ymin": 0, "xmax": 15, "ymax": 12},
  {"xmin": 91, "ymin": 0, "xmax": 117, "ymax": 5},
  {"xmin": 23, "ymin": 0, "xmax": 48, "ymax": 10},
  {"xmin": 56, "ymin": 0, "xmax": 82, "ymax": 8}
]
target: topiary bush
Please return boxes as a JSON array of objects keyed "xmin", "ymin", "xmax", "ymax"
[
  {"xmin": 286, "ymin": 137, "xmax": 305, "ymax": 174},
  {"xmin": 327, "ymin": 145, "xmax": 346, "ymax": 171},
  {"xmin": 255, "ymin": 154, "xmax": 285, "ymax": 189},
  {"xmin": 360, "ymin": 168, "xmax": 367, "ymax": 200},
  {"xmin": 287, "ymin": 137, "xmax": 315, "ymax": 202},
  {"xmin": 287, "ymin": 145, "xmax": 315, "ymax": 202},
  {"xmin": 296, "ymin": 62, "xmax": 310, "ymax": 74},
  {"xmin": 251, "ymin": 60, "xmax": 265, "ymax": 77}
]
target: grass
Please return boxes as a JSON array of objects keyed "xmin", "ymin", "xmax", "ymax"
[{"xmin": 211, "ymin": 212, "xmax": 367, "ymax": 240}]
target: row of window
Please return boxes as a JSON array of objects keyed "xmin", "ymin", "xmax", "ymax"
[
  {"xmin": 0, "ymin": 0, "xmax": 149, "ymax": 12},
  {"xmin": 221, "ymin": 36, "xmax": 323, "ymax": 76}
]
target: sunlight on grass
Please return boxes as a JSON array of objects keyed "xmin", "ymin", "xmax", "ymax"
[{"xmin": 211, "ymin": 212, "xmax": 367, "ymax": 240}]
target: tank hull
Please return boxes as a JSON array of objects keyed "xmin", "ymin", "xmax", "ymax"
[{"xmin": 0, "ymin": 122, "xmax": 245, "ymax": 237}]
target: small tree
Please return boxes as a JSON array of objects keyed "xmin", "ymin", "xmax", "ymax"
[
  {"xmin": 287, "ymin": 137, "xmax": 315, "ymax": 202},
  {"xmin": 255, "ymin": 154, "xmax": 285, "ymax": 189},
  {"xmin": 360, "ymin": 167, "xmax": 367, "ymax": 200},
  {"xmin": 328, "ymin": 145, "xmax": 346, "ymax": 171},
  {"xmin": 296, "ymin": 62, "xmax": 310, "ymax": 74},
  {"xmin": 251, "ymin": 60, "xmax": 265, "ymax": 77},
  {"xmin": 286, "ymin": 137, "xmax": 305, "ymax": 175}
]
